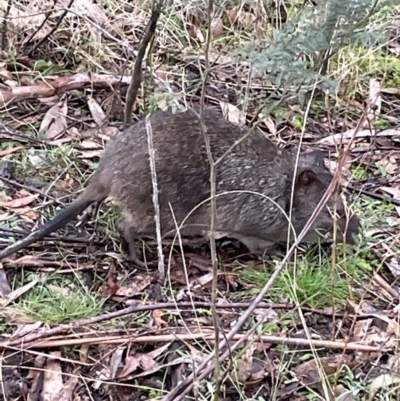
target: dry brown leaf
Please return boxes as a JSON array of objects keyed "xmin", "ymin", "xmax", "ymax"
[
  {"xmin": 381, "ymin": 185, "xmax": 400, "ymax": 200},
  {"xmin": 0, "ymin": 193, "xmax": 39, "ymax": 208},
  {"xmin": 353, "ymin": 318, "xmax": 396, "ymax": 349},
  {"xmin": 0, "ymin": 277, "xmax": 39, "ymax": 307},
  {"xmin": 254, "ymin": 307, "xmax": 279, "ymax": 324},
  {"xmin": 78, "ymin": 137, "xmax": 104, "ymax": 158},
  {"xmin": 211, "ymin": 17, "xmax": 224, "ymax": 39},
  {"xmin": 80, "ymin": 139, "xmax": 102, "ymax": 149},
  {"xmin": 368, "ymin": 374, "xmax": 400, "ymax": 401},
  {"xmin": 0, "ymin": 192, "xmax": 10, "ymax": 203},
  {"xmin": 130, "ymin": 346, "xmax": 184, "ymax": 380},
  {"xmin": 325, "ymin": 159, "xmax": 354, "ymax": 186},
  {"xmin": 220, "ymin": 101, "xmax": 245, "ymax": 126},
  {"xmin": 104, "ymin": 271, "xmax": 119, "ymax": 298},
  {"xmin": 118, "ymin": 344, "xmax": 171, "ymax": 379},
  {"xmin": 11, "ymin": 206, "xmax": 37, "ymax": 221},
  {"xmin": 152, "ymin": 309, "xmax": 167, "ymax": 328},
  {"xmin": 335, "ymin": 384, "xmax": 357, "ymax": 401},
  {"xmin": 48, "ymin": 127, "xmax": 80, "ymax": 145},
  {"xmin": 139, "ymin": 354, "xmax": 158, "ymax": 371},
  {"xmin": 192, "ymin": 24, "xmax": 205, "ymax": 42},
  {"xmin": 195, "ymin": 272, "xmax": 214, "ymax": 287},
  {"xmin": 367, "ymin": 78, "xmax": 382, "ymax": 123},
  {"xmin": 79, "ymin": 344, "xmax": 90, "ymax": 363},
  {"xmin": 114, "ymin": 275, "xmax": 152, "ymax": 297},
  {"xmin": 386, "ymin": 257, "xmax": 400, "ymax": 277},
  {"xmin": 39, "ymin": 99, "xmax": 68, "ymax": 140},
  {"xmin": 226, "ymin": 6, "xmax": 256, "ymax": 27},
  {"xmin": 146, "ymin": 343, "xmax": 171, "ymax": 360},
  {"xmin": 188, "ymin": 15, "xmax": 205, "ymax": 42},
  {"xmin": 294, "ymin": 355, "xmax": 355, "ymax": 386},
  {"xmin": 0, "ymin": 1, "xmax": 47, "ymax": 33},
  {"xmin": 155, "ymin": 64, "xmax": 169, "ymax": 81},
  {"xmin": 236, "ymin": 344, "xmax": 256, "ymax": 383},
  {"xmin": 87, "ymin": 96, "xmax": 107, "ymax": 127},
  {"xmin": 238, "ymin": 10, "xmax": 256, "ymax": 27},
  {"xmin": 0, "ymin": 62, "xmax": 17, "ymax": 87},
  {"xmin": 377, "ymin": 154, "xmax": 398, "ymax": 175},
  {"xmin": 262, "ymin": 115, "xmax": 277, "ymax": 135},
  {"xmin": 0, "ymin": 269, "xmax": 11, "ymax": 297},
  {"xmin": 72, "ymin": 0, "xmax": 108, "ymax": 24},
  {"xmin": 348, "ymin": 300, "xmax": 378, "ymax": 315},
  {"xmin": 118, "ymin": 355, "xmax": 141, "ymax": 378},
  {"xmin": 12, "ymin": 320, "xmax": 43, "ymax": 338},
  {"xmin": 93, "ymin": 126, "xmax": 119, "ymax": 142},
  {"xmin": 226, "ymin": 7, "xmax": 238, "ymax": 25},
  {"xmin": 41, "ymin": 352, "xmax": 63, "ymax": 401},
  {"xmin": 0, "ymin": 212, "xmax": 10, "ymax": 221},
  {"xmin": 110, "ymin": 347, "xmax": 124, "ymax": 380},
  {"xmin": 169, "ymin": 267, "xmax": 188, "ymax": 285},
  {"xmin": 55, "ymin": 376, "xmax": 79, "ymax": 401}
]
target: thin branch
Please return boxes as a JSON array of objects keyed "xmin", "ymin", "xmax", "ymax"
[
  {"xmin": 123, "ymin": 1, "xmax": 162, "ymax": 127},
  {"xmin": 23, "ymin": 0, "xmax": 58, "ymax": 50},
  {"xmin": 195, "ymin": 0, "xmax": 222, "ymax": 399},
  {"xmin": 145, "ymin": 115, "xmax": 165, "ymax": 278},
  {"xmin": 26, "ymin": 0, "xmax": 75, "ymax": 56},
  {"xmin": 1, "ymin": 0, "xmax": 12, "ymax": 50},
  {"xmin": 8, "ymin": 332, "xmax": 390, "ymax": 353}
]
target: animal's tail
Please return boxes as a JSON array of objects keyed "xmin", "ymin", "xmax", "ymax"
[{"xmin": 0, "ymin": 197, "xmax": 95, "ymax": 260}]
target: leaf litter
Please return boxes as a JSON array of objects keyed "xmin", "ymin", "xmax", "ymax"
[{"xmin": 0, "ymin": 1, "xmax": 400, "ymax": 400}]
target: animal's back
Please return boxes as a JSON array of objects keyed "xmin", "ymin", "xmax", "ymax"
[{"xmin": 92, "ymin": 108, "xmax": 293, "ymax": 240}]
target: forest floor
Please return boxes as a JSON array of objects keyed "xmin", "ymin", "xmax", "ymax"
[{"xmin": 0, "ymin": 1, "xmax": 400, "ymax": 400}]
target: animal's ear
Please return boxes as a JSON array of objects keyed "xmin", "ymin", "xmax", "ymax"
[
  {"xmin": 296, "ymin": 170, "xmax": 319, "ymax": 187},
  {"xmin": 298, "ymin": 150, "xmax": 325, "ymax": 168}
]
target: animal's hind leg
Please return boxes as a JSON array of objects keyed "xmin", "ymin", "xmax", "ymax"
[{"xmin": 118, "ymin": 217, "xmax": 147, "ymax": 268}]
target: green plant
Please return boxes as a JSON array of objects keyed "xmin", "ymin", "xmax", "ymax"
[
  {"xmin": 238, "ymin": 0, "xmax": 394, "ymax": 95},
  {"xmin": 17, "ymin": 277, "xmax": 102, "ymax": 324}
]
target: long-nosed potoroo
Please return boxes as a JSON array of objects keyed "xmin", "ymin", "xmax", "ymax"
[{"xmin": 0, "ymin": 108, "xmax": 360, "ymax": 265}]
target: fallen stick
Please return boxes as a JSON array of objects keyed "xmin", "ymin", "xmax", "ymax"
[{"xmin": 0, "ymin": 73, "xmax": 132, "ymax": 108}]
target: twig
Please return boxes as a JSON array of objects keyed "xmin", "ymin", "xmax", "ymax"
[
  {"xmin": 1, "ymin": 0, "xmax": 12, "ymax": 50},
  {"xmin": 0, "ymin": 124, "xmax": 46, "ymax": 144},
  {"xmin": 0, "ymin": 176, "xmax": 66, "ymax": 206},
  {"xmin": 145, "ymin": 115, "xmax": 164, "ymax": 278},
  {"xmin": 3, "ymin": 332, "xmax": 390, "ymax": 353},
  {"xmin": 0, "ymin": 227, "xmax": 101, "ymax": 247},
  {"xmin": 0, "ymin": 298, "xmax": 384, "ymax": 350},
  {"xmin": 0, "ymin": 73, "xmax": 135, "ymax": 107},
  {"xmin": 347, "ymin": 184, "xmax": 400, "ymax": 207},
  {"xmin": 1, "ymin": 303, "xmax": 140, "ymax": 348},
  {"xmin": 23, "ymin": 0, "xmax": 57, "ymax": 51},
  {"xmin": 123, "ymin": 1, "xmax": 162, "ymax": 127},
  {"xmin": 24, "ymin": 0, "xmax": 74, "ymax": 56},
  {"xmin": 196, "ymin": 1, "xmax": 222, "ymax": 398},
  {"xmin": 28, "ymin": 0, "xmax": 75, "ymax": 56}
]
